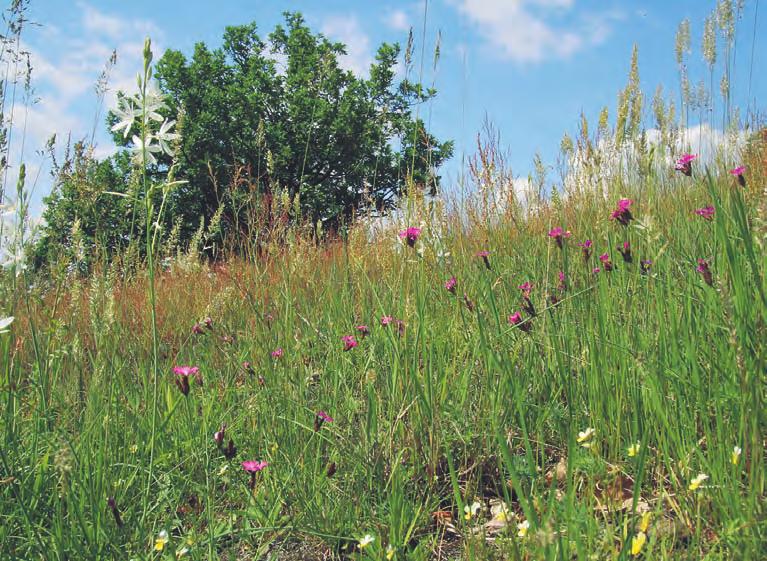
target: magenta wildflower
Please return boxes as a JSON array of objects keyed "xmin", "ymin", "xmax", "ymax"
[
  {"xmin": 618, "ymin": 242, "xmax": 633, "ymax": 264},
  {"xmin": 476, "ymin": 250, "xmax": 491, "ymax": 270},
  {"xmin": 242, "ymin": 460, "xmax": 268, "ymax": 489},
  {"xmin": 610, "ymin": 199, "xmax": 634, "ymax": 226},
  {"xmin": 599, "ymin": 253, "xmax": 614, "ymax": 272},
  {"xmin": 399, "ymin": 227, "xmax": 422, "ymax": 247},
  {"xmin": 203, "ymin": 316, "xmax": 213, "ymax": 329},
  {"xmin": 518, "ymin": 281, "xmax": 533, "ymax": 299},
  {"xmin": 730, "ymin": 166, "xmax": 746, "ymax": 187},
  {"xmin": 342, "ymin": 335, "xmax": 358, "ymax": 351},
  {"xmin": 557, "ymin": 271, "xmax": 567, "ymax": 292},
  {"xmin": 696, "ymin": 259, "xmax": 713, "ymax": 286},
  {"xmin": 271, "ymin": 347, "xmax": 283, "ymax": 359},
  {"xmin": 518, "ymin": 282, "xmax": 536, "ymax": 316},
  {"xmin": 445, "ymin": 276, "xmax": 457, "ymax": 294},
  {"xmin": 381, "ymin": 315, "xmax": 394, "ymax": 326},
  {"xmin": 675, "ymin": 153, "xmax": 697, "ymax": 176},
  {"xmin": 315, "ymin": 410, "xmax": 334, "ymax": 431},
  {"xmin": 173, "ymin": 365, "xmax": 201, "ymax": 396},
  {"xmin": 577, "ymin": 239, "xmax": 593, "ymax": 261},
  {"xmin": 592, "ymin": 267, "xmax": 601, "ymax": 274},
  {"xmin": 694, "ymin": 206, "xmax": 715, "ymax": 220},
  {"xmin": 242, "ymin": 460, "xmax": 268, "ymax": 473},
  {"xmin": 192, "ymin": 323, "xmax": 205, "ymax": 335},
  {"xmin": 508, "ymin": 311, "xmax": 531, "ymax": 333},
  {"xmin": 548, "ymin": 227, "xmax": 571, "ymax": 249},
  {"xmin": 356, "ymin": 325, "xmax": 370, "ymax": 338}
]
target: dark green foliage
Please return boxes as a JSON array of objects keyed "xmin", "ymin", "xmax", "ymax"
[
  {"xmin": 130, "ymin": 12, "xmax": 451, "ymax": 237},
  {"xmin": 33, "ymin": 145, "xmax": 137, "ymax": 270}
]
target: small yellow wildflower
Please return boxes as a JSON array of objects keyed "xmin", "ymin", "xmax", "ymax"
[
  {"xmin": 577, "ymin": 427, "xmax": 595, "ymax": 448},
  {"xmin": 627, "ymin": 442, "xmax": 641, "ymax": 457},
  {"xmin": 517, "ymin": 519, "xmax": 530, "ymax": 538},
  {"xmin": 154, "ymin": 530, "xmax": 169, "ymax": 551},
  {"xmin": 631, "ymin": 531, "xmax": 646, "ymax": 556},
  {"xmin": 130, "ymin": 444, "xmax": 138, "ymax": 454},
  {"xmin": 386, "ymin": 544, "xmax": 395, "ymax": 560},
  {"xmin": 688, "ymin": 473, "xmax": 709, "ymax": 491},
  {"xmin": 731, "ymin": 446, "xmax": 742, "ymax": 465},
  {"xmin": 639, "ymin": 512, "xmax": 651, "ymax": 533},
  {"xmin": 358, "ymin": 534, "xmax": 375, "ymax": 549},
  {"xmin": 270, "ymin": 442, "xmax": 279, "ymax": 454},
  {"xmin": 463, "ymin": 500, "xmax": 481, "ymax": 520}
]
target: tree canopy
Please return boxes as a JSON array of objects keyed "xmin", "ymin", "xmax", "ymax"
[
  {"xmin": 129, "ymin": 12, "xmax": 451, "ymax": 236},
  {"xmin": 36, "ymin": 12, "xmax": 452, "ymax": 265}
]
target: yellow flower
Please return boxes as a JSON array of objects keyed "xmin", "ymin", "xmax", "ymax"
[
  {"xmin": 154, "ymin": 530, "xmax": 169, "ymax": 551},
  {"xmin": 463, "ymin": 500, "xmax": 481, "ymax": 520},
  {"xmin": 358, "ymin": 534, "xmax": 375, "ymax": 549},
  {"xmin": 731, "ymin": 446, "xmax": 742, "ymax": 465},
  {"xmin": 577, "ymin": 427, "xmax": 595, "ymax": 448},
  {"xmin": 639, "ymin": 512, "xmax": 651, "ymax": 533},
  {"xmin": 631, "ymin": 531, "xmax": 646, "ymax": 556},
  {"xmin": 688, "ymin": 473, "xmax": 709, "ymax": 491},
  {"xmin": 130, "ymin": 444, "xmax": 138, "ymax": 454},
  {"xmin": 517, "ymin": 519, "xmax": 530, "ymax": 538},
  {"xmin": 386, "ymin": 544, "xmax": 395, "ymax": 560},
  {"xmin": 627, "ymin": 442, "xmax": 641, "ymax": 457}
]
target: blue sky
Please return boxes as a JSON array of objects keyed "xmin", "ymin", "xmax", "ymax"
[{"xmin": 12, "ymin": 0, "xmax": 767, "ymax": 214}]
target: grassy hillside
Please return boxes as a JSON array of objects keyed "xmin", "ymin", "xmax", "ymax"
[{"xmin": 1, "ymin": 153, "xmax": 765, "ymax": 559}]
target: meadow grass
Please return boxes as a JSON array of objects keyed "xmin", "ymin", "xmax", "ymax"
[{"xmin": 1, "ymin": 160, "xmax": 765, "ymax": 560}]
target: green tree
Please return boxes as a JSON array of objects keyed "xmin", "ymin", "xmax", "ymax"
[
  {"xmin": 118, "ymin": 12, "xmax": 452, "ymax": 238},
  {"xmin": 33, "ymin": 145, "xmax": 136, "ymax": 270}
]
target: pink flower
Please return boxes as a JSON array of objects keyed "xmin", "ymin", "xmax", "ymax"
[
  {"xmin": 476, "ymin": 251, "xmax": 491, "ymax": 270},
  {"xmin": 557, "ymin": 271, "xmax": 567, "ymax": 291},
  {"xmin": 173, "ymin": 365, "xmax": 200, "ymax": 396},
  {"xmin": 730, "ymin": 166, "xmax": 746, "ymax": 187},
  {"xmin": 203, "ymin": 317, "xmax": 213, "ymax": 329},
  {"xmin": 696, "ymin": 258, "xmax": 713, "ymax": 286},
  {"xmin": 618, "ymin": 241, "xmax": 632, "ymax": 263},
  {"xmin": 548, "ymin": 227, "xmax": 571, "ymax": 248},
  {"xmin": 610, "ymin": 199, "xmax": 634, "ymax": 226},
  {"xmin": 694, "ymin": 206, "xmax": 715, "ymax": 220},
  {"xmin": 271, "ymin": 348, "xmax": 283, "ymax": 359},
  {"xmin": 381, "ymin": 315, "xmax": 393, "ymax": 326},
  {"xmin": 356, "ymin": 325, "xmax": 370, "ymax": 338},
  {"xmin": 577, "ymin": 239, "xmax": 593, "ymax": 261},
  {"xmin": 508, "ymin": 311, "xmax": 531, "ymax": 333},
  {"xmin": 445, "ymin": 276, "xmax": 457, "ymax": 294},
  {"xmin": 675, "ymin": 154, "xmax": 697, "ymax": 176},
  {"xmin": 518, "ymin": 281, "xmax": 533, "ymax": 298},
  {"xmin": 173, "ymin": 365, "xmax": 200, "ymax": 377},
  {"xmin": 315, "ymin": 410, "xmax": 334, "ymax": 431},
  {"xmin": 399, "ymin": 227, "xmax": 422, "ymax": 247},
  {"xmin": 242, "ymin": 460, "xmax": 268, "ymax": 488},
  {"xmin": 592, "ymin": 267, "xmax": 601, "ymax": 274},
  {"xmin": 192, "ymin": 323, "xmax": 205, "ymax": 335},
  {"xmin": 342, "ymin": 335, "xmax": 358, "ymax": 351},
  {"xmin": 599, "ymin": 253, "xmax": 614, "ymax": 271},
  {"xmin": 242, "ymin": 460, "xmax": 268, "ymax": 473}
]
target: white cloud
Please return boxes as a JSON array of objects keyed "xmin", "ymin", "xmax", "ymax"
[
  {"xmin": 321, "ymin": 15, "xmax": 372, "ymax": 76},
  {"xmin": 385, "ymin": 9, "xmax": 411, "ymax": 32},
  {"xmin": 451, "ymin": 0, "xmax": 615, "ymax": 63},
  {"xmin": 2, "ymin": 3, "xmax": 165, "ymax": 216}
]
